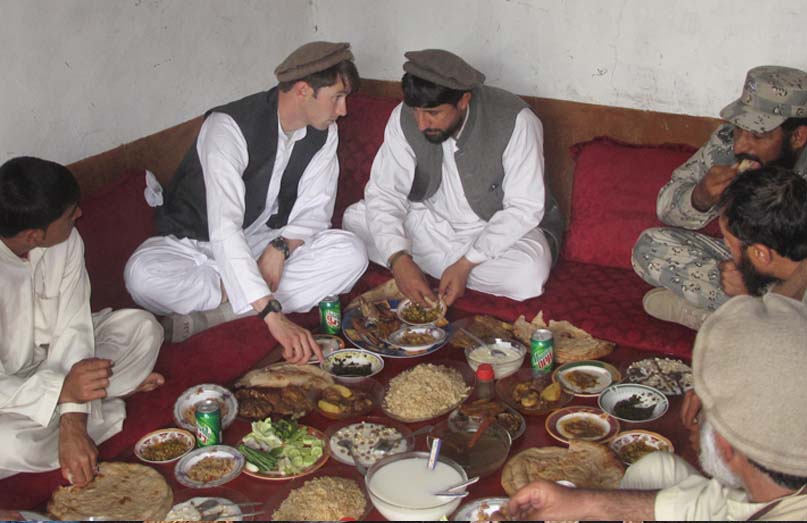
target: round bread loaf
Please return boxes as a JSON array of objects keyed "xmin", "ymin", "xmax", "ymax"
[
  {"xmin": 48, "ymin": 462, "xmax": 173, "ymax": 520},
  {"xmin": 501, "ymin": 440, "xmax": 625, "ymax": 495}
]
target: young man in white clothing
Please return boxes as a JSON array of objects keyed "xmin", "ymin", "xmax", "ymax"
[
  {"xmin": 0, "ymin": 157, "xmax": 163, "ymax": 486},
  {"xmin": 125, "ymin": 42, "xmax": 368, "ymax": 362}
]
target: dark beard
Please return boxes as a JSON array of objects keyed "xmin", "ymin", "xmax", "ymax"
[
  {"xmin": 738, "ymin": 250, "xmax": 779, "ymax": 296},
  {"xmin": 770, "ymin": 138, "xmax": 800, "ymax": 169},
  {"xmin": 734, "ymin": 138, "xmax": 799, "ymax": 170},
  {"xmin": 422, "ymin": 114, "xmax": 465, "ymax": 144}
]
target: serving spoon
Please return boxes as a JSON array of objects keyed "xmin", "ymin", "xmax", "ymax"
[
  {"xmin": 433, "ymin": 476, "xmax": 480, "ymax": 497},
  {"xmin": 458, "ymin": 327, "xmax": 507, "ymax": 357}
]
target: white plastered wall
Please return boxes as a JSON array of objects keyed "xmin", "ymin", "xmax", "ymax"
[{"xmin": 1, "ymin": 0, "xmax": 806, "ymax": 165}]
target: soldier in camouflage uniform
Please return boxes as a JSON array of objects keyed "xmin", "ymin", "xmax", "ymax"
[{"xmin": 632, "ymin": 66, "xmax": 807, "ymax": 329}]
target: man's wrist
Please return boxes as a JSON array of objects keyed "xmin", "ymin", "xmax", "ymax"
[
  {"xmin": 388, "ymin": 250, "xmax": 411, "ymax": 270},
  {"xmin": 690, "ymin": 182, "xmax": 713, "ymax": 212},
  {"xmin": 258, "ymin": 298, "xmax": 283, "ymax": 320},
  {"xmin": 60, "ymin": 412, "xmax": 88, "ymax": 428},
  {"xmin": 270, "ymin": 237, "xmax": 291, "ymax": 260}
]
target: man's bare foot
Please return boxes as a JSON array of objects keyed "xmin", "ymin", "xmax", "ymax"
[{"xmin": 134, "ymin": 372, "xmax": 165, "ymax": 393}]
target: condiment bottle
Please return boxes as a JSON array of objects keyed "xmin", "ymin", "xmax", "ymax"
[{"xmin": 474, "ymin": 363, "xmax": 496, "ymax": 401}]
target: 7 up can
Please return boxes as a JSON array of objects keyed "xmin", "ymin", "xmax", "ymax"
[
  {"xmin": 319, "ymin": 295, "xmax": 342, "ymax": 335},
  {"xmin": 530, "ymin": 329, "xmax": 555, "ymax": 375},
  {"xmin": 195, "ymin": 399, "xmax": 222, "ymax": 447}
]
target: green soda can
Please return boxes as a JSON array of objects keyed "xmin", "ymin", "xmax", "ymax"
[
  {"xmin": 319, "ymin": 295, "xmax": 342, "ymax": 335},
  {"xmin": 530, "ymin": 328, "xmax": 555, "ymax": 374},
  {"xmin": 195, "ymin": 399, "xmax": 221, "ymax": 447}
]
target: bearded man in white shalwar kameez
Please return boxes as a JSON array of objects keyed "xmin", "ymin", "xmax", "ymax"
[{"xmin": 0, "ymin": 157, "xmax": 164, "ymax": 486}]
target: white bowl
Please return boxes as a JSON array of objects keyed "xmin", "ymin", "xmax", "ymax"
[
  {"xmin": 452, "ymin": 497, "xmax": 510, "ymax": 521},
  {"xmin": 173, "ymin": 384, "xmax": 238, "ymax": 432},
  {"xmin": 464, "ymin": 338, "xmax": 526, "ymax": 379},
  {"xmin": 366, "ymin": 451, "xmax": 467, "ymax": 521},
  {"xmin": 396, "ymin": 298, "xmax": 447, "ymax": 326},
  {"xmin": 174, "ymin": 445, "xmax": 244, "ymax": 488},
  {"xmin": 387, "ymin": 325, "xmax": 447, "ymax": 352},
  {"xmin": 598, "ymin": 383, "xmax": 669, "ymax": 423},
  {"xmin": 609, "ymin": 429, "xmax": 674, "ymax": 465},
  {"xmin": 135, "ymin": 428, "xmax": 195, "ymax": 464},
  {"xmin": 321, "ymin": 348, "xmax": 384, "ymax": 384}
]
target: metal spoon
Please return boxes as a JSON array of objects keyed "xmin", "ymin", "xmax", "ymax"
[
  {"xmin": 337, "ymin": 438, "xmax": 367, "ymax": 475},
  {"xmin": 372, "ymin": 424, "xmax": 434, "ymax": 455},
  {"xmin": 433, "ymin": 476, "xmax": 480, "ymax": 497},
  {"xmin": 458, "ymin": 327, "xmax": 507, "ymax": 357}
]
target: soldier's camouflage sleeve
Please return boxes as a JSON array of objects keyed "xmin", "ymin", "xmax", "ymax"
[{"xmin": 656, "ymin": 124, "xmax": 736, "ymax": 229}]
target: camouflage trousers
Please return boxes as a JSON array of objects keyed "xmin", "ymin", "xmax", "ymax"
[{"xmin": 631, "ymin": 227, "xmax": 731, "ymax": 311}]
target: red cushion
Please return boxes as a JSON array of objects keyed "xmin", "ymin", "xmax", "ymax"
[
  {"xmin": 76, "ymin": 169, "xmax": 154, "ymax": 311},
  {"xmin": 563, "ymin": 137, "xmax": 721, "ymax": 270},
  {"xmin": 334, "ymin": 94, "xmax": 399, "ymax": 227}
]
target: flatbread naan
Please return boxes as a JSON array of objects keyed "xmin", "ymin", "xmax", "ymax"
[
  {"xmin": 501, "ymin": 440, "xmax": 625, "ymax": 496},
  {"xmin": 236, "ymin": 362, "xmax": 334, "ymax": 390},
  {"xmin": 513, "ymin": 311, "xmax": 614, "ymax": 363},
  {"xmin": 48, "ymin": 462, "xmax": 173, "ymax": 520}
]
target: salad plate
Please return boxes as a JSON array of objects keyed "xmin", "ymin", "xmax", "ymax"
[{"xmin": 238, "ymin": 418, "xmax": 329, "ymax": 481}]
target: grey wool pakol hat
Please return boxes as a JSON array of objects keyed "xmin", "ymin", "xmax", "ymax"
[
  {"xmin": 403, "ymin": 49, "xmax": 485, "ymax": 90},
  {"xmin": 720, "ymin": 65, "xmax": 807, "ymax": 133},
  {"xmin": 275, "ymin": 41, "xmax": 354, "ymax": 82},
  {"xmin": 693, "ymin": 293, "xmax": 807, "ymax": 477}
]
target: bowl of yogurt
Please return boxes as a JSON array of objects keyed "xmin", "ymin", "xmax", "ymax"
[
  {"xmin": 365, "ymin": 451, "xmax": 468, "ymax": 521},
  {"xmin": 465, "ymin": 338, "xmax": 526, "ymax": 379}
]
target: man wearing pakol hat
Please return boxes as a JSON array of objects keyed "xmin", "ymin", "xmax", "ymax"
[
  {"xmin": 125, "ymin": 42, "xmax": 368, "ymax": 362},
  {"xmin": 508, "ymin": 294, "xmax": 807, "ymax": 520},
  {"xmin": 633, "ymin": 65, "xmax": 807, "ymax": 330},
  {"xmin": 343, "ymin": 49, "xmax": 563, "ymax": 306}
]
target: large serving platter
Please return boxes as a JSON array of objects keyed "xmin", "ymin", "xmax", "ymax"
[{"xmin": 342, "ymin": 301, "xmax": 454, "ymax": 359}]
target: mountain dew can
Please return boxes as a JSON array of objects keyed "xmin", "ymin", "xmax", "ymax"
[
  {"xmin": 195, "ymin": 399, "xmax": 221, "ymax": 447},
  {"xmin": 319, "ymin": 296, "xmax": 342, "ymax": 335},
  {"xmin": 530, "ymin": 329, "xmax": 555, "ymax": 374}
]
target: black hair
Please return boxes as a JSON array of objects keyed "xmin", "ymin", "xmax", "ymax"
[
  {"xmin": 781, "ymin": 117, "xmax": 807, "ymax": 134},
  {"xmin": 0, "ymin": 156, "xmax": 80, "ymax": 237},
  {"xmin": 401, "ymin": 73, "xmax": 468, "ymax": 108},
  {"xmin": 749, "ymin": 458, "xmax": 807, "ymax": 490},
  {"xmin": 277, "ymin": 60, "xmax": 360, "ymax": 95},
  {"xmin": 719, "ymin": 166, "xmax": 807, "ymax": 261}
]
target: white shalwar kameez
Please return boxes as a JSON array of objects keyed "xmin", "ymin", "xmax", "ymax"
[
  {"xmin": 343, "ymin": 104, "xmax": 551, "ymax": 301},
  {"xmin": 125, "ymin": 113, "xmax": 368, "ymax": 316},
  {"xmin": 0, "ymin": 229, "xmax": 162, "ymax": 478}
]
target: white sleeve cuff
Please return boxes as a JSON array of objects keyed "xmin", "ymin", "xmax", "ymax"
[
  {"xmin": 59, "ymin": 402, "xmax": 91, "ymax": 416},
  {"xmin": 464, "ymin": 246, "xmax": 490, "ymax": 265}
]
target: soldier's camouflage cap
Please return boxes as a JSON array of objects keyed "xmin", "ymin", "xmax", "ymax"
[{"xmin": 720, "ymin": 65, "xmax": 807, "ymax": 133}]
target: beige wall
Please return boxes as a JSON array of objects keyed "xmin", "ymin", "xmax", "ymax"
[{"xmin": 1, "ymin": 0, "xmax": 805, "ymax": 166}]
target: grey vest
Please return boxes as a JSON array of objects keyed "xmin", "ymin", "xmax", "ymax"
[
  {"xmin": 155, "ymin": 87, "xmax": 327, "ymax": 241},
  {"xmin": 400, "ymin": 86, "xmax": 564, "ymax": 263}
]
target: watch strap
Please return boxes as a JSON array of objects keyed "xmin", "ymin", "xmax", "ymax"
[
  {"xmin": 258, "ymin": 299, "xmax": 283, "ymax": 319},
  {"xmin": 271, "ymin": 237, "xmax": 290, "ymax": 260}
]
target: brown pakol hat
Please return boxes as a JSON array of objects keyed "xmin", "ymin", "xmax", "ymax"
[
  {"xmin": 403, "ymin": 49, "xmax": 485, "ymax": 90},
  {"xmin": 693, "ymin": 294, "xmax": 807, "ymax": 477},
  {"xmin": 275, "ymin": 41, "xmax": 353, "ymax": 82}
]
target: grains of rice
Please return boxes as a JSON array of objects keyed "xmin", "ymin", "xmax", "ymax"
[
  {"xmin": 272, "ymin": 477, "xmax": 366, "ymax": 521},
  {"xmin": 384, "ymin": 363, "xmax": 470, "ymax": 421}
]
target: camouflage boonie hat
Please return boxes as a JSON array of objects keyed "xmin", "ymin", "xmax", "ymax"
[{"xmin": 720, "ymin": 65, "xmax": 807, "ymax": 133}]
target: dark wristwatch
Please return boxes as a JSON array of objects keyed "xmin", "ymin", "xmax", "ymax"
[
  {"xmin": 270, "ymin": 237, "xmax": 290, "ymax": 260},
  {"xmin": 258, "ymin": 298, "xmax": 283, "ymax": 319}
]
